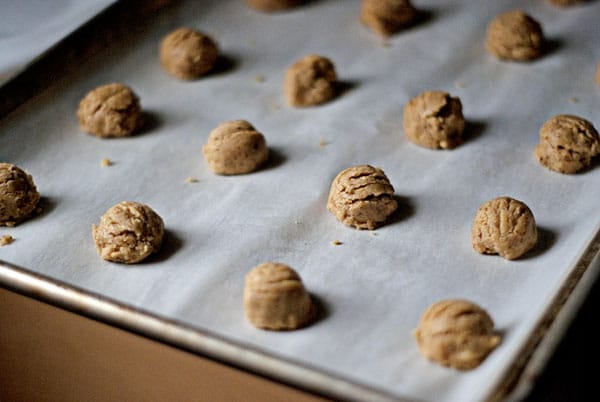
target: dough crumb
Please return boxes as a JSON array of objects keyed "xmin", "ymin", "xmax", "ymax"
[
  {"xmin": 596, "ymin": 63, "xmax": 600, "ymax": 86},
  {"xmin": 327, "ymin": 165, "xmax": 397, "ymax": 230},
  {"xmin": 202, "ymin": 120, "xmax": 269, "ymax": 175},
  {"xmin": 294, "ymin": 220, "xmax": 301, "ymax": 225},
  {"xmin": 284, "ymin": 54, "xmax": 338, "ymax": 107},
  {"xmin": 486, "ymin": 10, "xmax": 545, "ymax": 61},
  {"xmin": 101, "ymin": 158, "xmax": 113, "ymax": 167},
  {"xmin": 569, "ymin": 97, "xmax": 578, "ymax": 104},
  {"xmin": 246, "ymin": 0, "xmax": 305, "ymax": 12},
  {"xmin": 0, "ymin": 235, "xmax": 14, "ymax": 246},
  {"xmin": 319, "ymin": 138, "xmax": 328, "ymax": 148},
  {"xmin": 370, "ymin": 231, "xmax": 377, "ymax": 236},
  {"xmin": 331, "ymin": 240, "xmax": 342, "ymax": 246},
  {"xmin": 414, "ymin": 299, "xmax": 501, "ymax": 370},
  {"xmin": 255, "ymin": 74, "xmax": 266, "ymax": 83},
  {"xmin": 360, "ymin": 0, "xmax": 418, "ymax": 37},
  {"xmin": 244, "ymin": 262, "xmax": 315, "ymax": 330},
  {"xmin": 454, "ymin": 80, "xmax": 464, "ymax": 89},
  {"xmin": 0, "ymin": 163, "xmax": 41, "ymax": 227},
  {"xmin": 160, "ymin": 27, "xmax": 219, "ymax": 79},
  {"xmin": 548, "ymin": 0, "xmax": 584, "ymax": 6},
  {"xmin": 186, "ymin": 177, "xmax": 199, "ymax": 183},
  {"xmin": 471, "ymin": 196, "xmax": 537, "ymax": 260}
]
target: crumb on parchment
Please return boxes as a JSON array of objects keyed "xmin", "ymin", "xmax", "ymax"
[
  {"xmin": 101, "ymin": 158, "xmax": 113, "ymax": 167},
  {"xmin": 0, "ymin": 235, "xmax": 14, "ymax": 246},
  {"xmin": 186, "ymin": 177, "xmax": 199, "ymax": 183},
  {"xmin": 331, "ymin": 240, "xmax": 342, "ymax": 246}
]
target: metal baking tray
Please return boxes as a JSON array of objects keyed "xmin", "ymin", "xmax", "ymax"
[{"xmin": 2, "ymin": 1, "xmax": 600, "ymax": 401}]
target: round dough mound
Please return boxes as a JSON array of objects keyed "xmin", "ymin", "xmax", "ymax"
[
  {"xmin": 284, "ymin": 54, "xmax": 337, "ymax": 107},
  {"xmin": 244, "ymin": 262, "xmax": 314, "ymax": 330},
  {"xmin": 77, "ymin": 83, "xmax": 141, "ymax": 138},
  {"xmin": 548, "ymin": 0, "xmax": 584, "ymax": 6},
  {"xmin": 414, "ymin": 299, "xmax": 501, "ymax": 370},
  {"xmin": 246, "ymin": 0, "xmax": 305, "ymax": 12},
  {"xmin": 485, "ymin": 10, "xmax": 545, "ymax": 61},
  {"xmin": 202, "ymin": 120, "xmax": 269, "ymax": 175},
  {"xmin": 534, "ymin": 115, "xmax": 600, "ymax": 174},
  {"xmin": 360, "ymin": 0, "xmax": 417, "ymax": 37},
  {"xmin": 327, "ymin": 165, "xmax": 397, "ymax": 230},
  {"xmin": 92, "ymin": 201, "xmax": 164, "ymax": 264},
  {"xmin": 0, "ymin": 163, "xmax": 40, "ymax": 227},
  {"xmin": 403, "ymin": 90, "xmax": 465, "ymax": 149},
  {"xmin": 471, "ymin": 197, "xmax": 537, "ymax": 260},
  {"xmin": 160, "ymin": 27, "xmax": 219, "ymax": 79}
]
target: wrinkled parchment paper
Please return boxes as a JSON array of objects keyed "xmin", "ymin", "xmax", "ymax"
[{"xmin": 1, "ymin": 1, "xmax": 600, "ymax": 401}]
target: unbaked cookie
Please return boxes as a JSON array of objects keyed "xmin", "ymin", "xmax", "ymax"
[
  {"xmin": 327, "ymin": 165, "xmax": 397, "ymax": 230},
  {"xmin": 360, "ymin": 0, "xmax": 417, "ymax": 37},
  {"xmin": 0, "ymin": 163, "xmax": 40, "ymax": 227},
  {"xmin": 202, "ymin": 120, "xmax": 269, "ymax": 175},
  {"xmin": 244, "ymin": 262, "xmax": 314, "ymax": 330},
  {"xmin": 247, "ymin": 0, "xmax": 305, "ymax": 12},
  {"xmin": 485, "ymin": 10, "xmax": 545, "ymax": 61},
  {"xmin": 534, "ymin": 115, "xmax": 600, "ymax": 174},
  {"xmin": 403, "ymin": 90, "xmax": 465, "ymax": 149},
  {"xmin": 92, "ymin": 201, "xmax": 164, "ymax": 264},
  {"xmin": 284, "ymin": 54, "xmax": 337, "ymax": 107},
  {"xmin": 471, "ymin": 197, "xmax": 537, "ymax": 260},
  {"xmin": 77, "ymin": 83, "xmax": 142, "ymax": 138},
  {"xmin": 160, "ymin": 27, "xmax": 219, "ymax": 79},
  {"xmin": 414, "ymin": 299, "xmax": 501, "ymax": 370}
]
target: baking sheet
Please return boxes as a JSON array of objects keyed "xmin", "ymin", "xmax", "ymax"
[{"xmin": 1, "ymin": 1, "xmax": 600, "ymax": 401}]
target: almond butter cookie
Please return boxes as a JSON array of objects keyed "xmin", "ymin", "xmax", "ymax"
[
  {"xmin": 0, "ymin": 163, "xmax": 40, "ymax": 227},
  {"xmin": 485, "ymin": 10, "xmax": 545, "ymax": 61},
  {"xmin": 160, "ymin": 27, "xmax": 219, "ymax": 79},
  {"xmin": 284, "ymin": 54, "xmax": 337, "ymax": 107},
  {"xmin": 360, "ymin": 0, "xmax": 417, "ymax": 37}
]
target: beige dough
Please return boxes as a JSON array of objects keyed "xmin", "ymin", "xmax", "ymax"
[
  {"xmin": 77, "ymin": 83, "xmax": 142, "ymax": 138},
  {"xmin": 0, "ymin": 163, "xmax": 40, "ymax": 227},
  {"xmin": 244, "ymin": 262, "xmax": 314, "ymax": 330},
  {"xmin": 534, "ymin": 115, "xmax": 600, "ymax": 174},
  {"xmin": 403, "ymin": 90, "xmax": 465, "ymax": 149},
  {"xmin": 202, "ymin": 120, "xmax": 269, "ymax": 175},
  {"xmin": 485, "ymin": 10, "xmax": 545, "ymax": 61},
  {"xmin": 471, "ymin": 197, "xmax": 537, "ymax": 260},
  {"xmin": 360, "ymin": 0, "xmax": 417, "ymax": 37},
  {"xmin": 414, "ymin": 299, "xmax": 501, "ymax": 370},
  {"xmin": 548, "ymin": 0, "xmax": 584, "ymax": 6},
  {"xmin": 92, "ymin": 201, "xmax": 164, "ymax": 264},
  {"xmin": 284, "ymin": 54, "xmax": 337, "ymax": 107},
  {"xmin": 160, "ymin": 27, "xmax": 219, "ymax": 79},
  {"xmin": 327, "ymin": 165, "xmax": 397, "ymax": 230},
  {"xmin": 246, "ymin": 0, "xmax": 305, "ymax": 12}
]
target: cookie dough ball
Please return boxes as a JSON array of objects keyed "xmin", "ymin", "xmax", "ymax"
[
  {"xmin": 485, "ymin": 10, "xmax": 545, "ymax": 61},
  {"xmin": 360, "ymin": 0, "xmax": 417, "ymax": 37},
  {"xmin": 77, "ymin": 83, "xmax": 142, "ymax": 138},
  {"xmin": 471, "ymin": 197, "xmax": 537, "ymax": 260},
  {"xmin": 548, "ymin": 0, "xmax": 584, "ymax": 6},
  {"xmin": 160, "ymin": 27, "xmax": 219, "ymax": 79},
  {"xmin": 403, "ymin": 90, "xmax": 465, "ymax": 149},
  {"xmin": 244, "ymin": 262, "xmax": 314, "ymax": 330},
  {"xmin": 247, "ymin": 0, "xmax": 304, "ymax": 12},
  {"xmin": 0, "ymin": 163, "xmax": 40, "ymax": 227},
  {"xmin": 202, "ymin": 120, "xmax": 269, "ymax": 175},
  {"xmin": 534, "ymin": 115, "xmax": 600, "ymax": 174},
  {"xmin": 92, "ymin": 201, "xmax": 164, "ymax": 264},
  {"xmin": 327, "ymin": 165, "xmax": 397, "ymax": 230},
  {"xmin": 414, "ymin": 300, "xmax": 501, "ymax": 370},
  {"xmin": 284, "ymin": 54, "xmax": 337, "ymax": 107}
]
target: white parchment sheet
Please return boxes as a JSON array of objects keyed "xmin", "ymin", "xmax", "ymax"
[{"xmin": 1, "ymin": 1, "xmax": 600, "ymax": 401}]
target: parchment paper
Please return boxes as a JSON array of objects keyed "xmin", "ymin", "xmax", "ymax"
[{"xmin": 1, "ymin": 1, "xmax": 600, "ymax": 401}]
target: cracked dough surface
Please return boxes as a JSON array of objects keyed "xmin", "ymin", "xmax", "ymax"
[
  {"xmin": 327, "ymin": 165, "xmax": 397, "ymax": 230},
  {"xmin": 160, "ymin": 27, "xmax": 219, "ymax": 79},
  {"xmin": 414, "ymin": 299, "xmax": 501, "ymax": 370},
  {"xmin": 534, "ymin": 115, "xmax": 600, "ymax": 174},
  {"xmin": 0, "ymin": 163, "xmax": 40, "ymax": 227},
  {"xmin": 284, "ymin": 54, "xmax": 337, "ymax": 107},
  {"xmin": 471, "ymin": 197, "xmax": 537, "ymax": 260},
  {"xmin": 403, "ymin": 90, "xmax": 465, "ymax": 149},
  {"xmin": 485, "ymin": 10, "xmax": 545, "ymax": 61},
  {"xmin": 202, "ymin": 120, "xmax": 269, "ymax": 175},
  {"xmin": 77, "ymin": 83, "xmax": 141, "ymax": 138},
  {"xmin": 244, "ymin": 262, "xmax": 314, "ymax": 330},
  {"xmin": 92, "ymin": 201, "xmax": 164, "ymax": 264},
  {"xmin": 246, "ymin": 0, "xmax": 305, "ymax": 12},
  {"xmin": 360, "ymin": 0, "xmax": 417, "ymax": 37}
]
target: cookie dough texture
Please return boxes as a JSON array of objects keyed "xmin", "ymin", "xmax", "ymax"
[
  {"xmin": 203, "ymin": 120, "xmax": 269, "ymax": 175},
  {"xmin": 360, "ymin": 0, "xmax": 417, "ymax": 37},
  {"xmin": 0, "ymin": 163, "xmax": 40, "ymax": 227},
  {"xmin": 77, "ymin": 83, "xmax": 141, "ymax": 138},
  {"xmin": 472, "ymin": 197, "xmax": 537, "ymax": 260},
  {"xmin": 403, "ymin": 91, "xmax": 465, "ymax": 149},
  {"xmin": 534, "ymin": 115, "xmax": 600, "ymax": 174},
  {"xmin": 244, "ymin": 262, "xmax": 314, "ymax": 330},
  {"xmin": 485, "ymin": 10, "xmax": 545, "ymax": 61},
  {"xmin": 92, "ymin": 201, "xmax": 164, "ymax": 264},
  {"xmin": 414, "ymin": 300, "xmax": 501, "ymax": 370},
  {"xmin": 160, "ymin": 27, "xmax": 219, "ymax": 79},
  {"xmin": 327, "ymin": 165, "xmax": 397, "ymax": 230},
  {"xmin": 284, "ymin": 54, "xmax": 337, "ymax": 107},
  {"xmin": 247, "ymin": 0, "xmax": 304, "ymax": 12}
]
